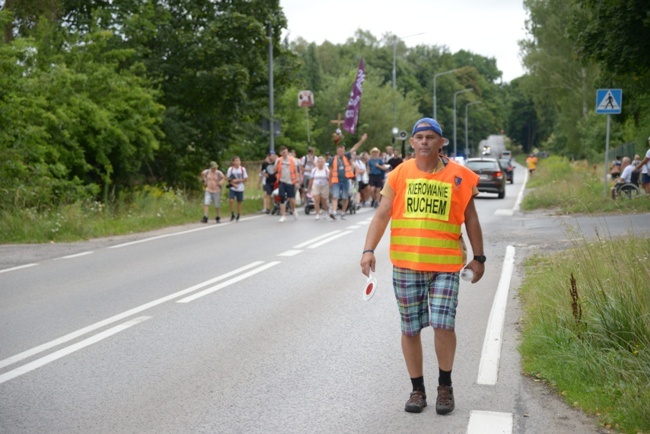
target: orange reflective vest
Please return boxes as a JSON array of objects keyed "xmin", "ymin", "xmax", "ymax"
[
  {"xmin": 387, "ymin": 158, "xmax": 478, "ymax": 272},
  {"xmin": 276, "ymin": 157, "xmax": 298, "ymax": 184},
  {"xmin": 330, "ymin": 155, "xmax": 355, "ymax": 183}
]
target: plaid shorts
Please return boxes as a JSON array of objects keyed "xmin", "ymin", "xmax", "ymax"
[{"xmin": 392, "ymin": 266, "xmax": 460, "ymax": 335}]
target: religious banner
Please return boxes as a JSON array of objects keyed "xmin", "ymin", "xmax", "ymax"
[{"xmin": 343, "ymin": 58, "xmax": 365, "ymax": 134}]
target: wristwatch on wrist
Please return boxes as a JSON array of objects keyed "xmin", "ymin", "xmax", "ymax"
[{"xmin": 473, "ymin": 255, "xmax": 487, "ymax": 264}]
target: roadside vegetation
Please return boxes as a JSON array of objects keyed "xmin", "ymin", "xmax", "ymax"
[
  {"xmin": 0, "ymin": 162, "xmax": 265, "ymax": 244},
  {"xmin": 521, "ymin": 155, "xmax": 650, "ymax": 214},
  {"xmin": 518, "ymin": 156, "xmax": 650, "ymax": 433}
]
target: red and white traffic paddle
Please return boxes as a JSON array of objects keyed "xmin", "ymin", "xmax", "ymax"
[{"xmin": 363, "ymin": 274, "xmax": 378, "ymax": 301}]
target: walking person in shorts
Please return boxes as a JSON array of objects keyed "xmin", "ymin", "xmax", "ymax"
[
  {"xmin": 328, "ymin": 133, "xmax": 367, "ymax": 219},
  {"xmin": 274, "ymin": 146, "xmax": 301, "ymax": 223},
  {"xmin": 360, "ymin": 118, "xmax": 485, "ymax": 415},
  {"xmin": 201, "ymin": 161, "xmax": 224, "ymax": 223},
  {"xmin": 308, "ymin": 156, "xmax": 331, "ymax": 220},
  {"xmin": 226, "ymin": 156, "xmax": 248, "ymax": 221}
]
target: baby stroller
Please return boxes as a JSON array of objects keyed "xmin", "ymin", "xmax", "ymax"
[
  {"xmin": 303, "ymin": 192, "xmax": 315, "ymax": 215},
  {"xmin": 271, "ymin": 180, "xmax": 294, "ymax": 215}
]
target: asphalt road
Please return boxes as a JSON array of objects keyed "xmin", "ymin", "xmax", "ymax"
[{"xmin": 1, "ymin": 164, "xmax": 647, "ymax": 433}]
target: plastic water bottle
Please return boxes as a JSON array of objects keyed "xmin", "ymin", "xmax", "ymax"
[{"xmin": 460, "ymin": 268, "xmax": 474, "ymax": 282}]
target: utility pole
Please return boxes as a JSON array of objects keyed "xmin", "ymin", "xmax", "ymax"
[{"xmin": 267, "ymin": 22, "xmax": 275, "ymax": 153}]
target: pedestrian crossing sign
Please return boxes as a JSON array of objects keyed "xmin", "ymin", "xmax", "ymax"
[{"xmin": 595, "ymin": 89, "xmax": 622, "ymax": 114}]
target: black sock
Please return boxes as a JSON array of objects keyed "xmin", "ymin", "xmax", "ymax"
[
  {"xmin": 438, "ymin": 369, "xmax": 452, "ymax": 387},
  {"xmin": 410, "ymin": 376, "xmax": 425, "ymax": 392}
]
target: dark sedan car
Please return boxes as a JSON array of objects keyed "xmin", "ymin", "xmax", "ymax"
[
  {"xmin": 464, "ymin": 158, "xmax": 506, "ymax": 199},
  {"xmin": 498, "ymin": 158, "xmax": 514, "ymax": 184}
]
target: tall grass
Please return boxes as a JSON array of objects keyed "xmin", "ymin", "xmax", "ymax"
[
  {"xmin": 519, "ymin": 228, "xmax": 650, "ymax": 432},
  {"xmin": 522, "ymin": 156, "xmax": 650, "ymax": 213},
  {"xmin": 1, "ymin": 180, "xmax": 265, "ymax": 243}
]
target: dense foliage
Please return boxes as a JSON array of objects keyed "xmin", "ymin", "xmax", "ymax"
[
  {"xmin": 2, "ymin": 0, "xmax": 649, "ymax": 213},
  {"xmin": 510, "ymin": 0, "xmax": 650, "ymax": 159}
]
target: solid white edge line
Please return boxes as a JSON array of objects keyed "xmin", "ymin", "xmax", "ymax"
[
  {"xmin": 108, "ymin": 226, "xmax": 216, "ymax": 248},
  {"xmin": 177, "ymin": 261, "xmax": 281, "ymax": 303},
  {"xmin": 513, "ymin": 165, "xmax": 529, "ymax": 212},
  {"xmin": 307, "ymin": 231, "xmax": 354, "ymax": 249},
  {"xmin": 106, "ymin": 215, "xmax": 266, "ymax": 249},
  {"xmin": 0, "ymin": 261, "xmax": 264, "ymax": 370},
  {"xmin": 476, "ymin": 245, "xmax": 516, "ymax": 385},
  {"xmin": 293, "ymin": 230, "xmax": 342, "ymax": 248},
  {"xmin": 0, "ymin": 263, "xmax": 38, "ymax": 274},
  {"xmin": 57, "ymin": 251, "xmax": 94, "ymax": 260},
  {"xmin": 467, "ymin": 410, "xmax": 513, "ymax": 434},
  {"xmin": 0, "ymin": 316, "xmax": 151, "ymax": 385}
]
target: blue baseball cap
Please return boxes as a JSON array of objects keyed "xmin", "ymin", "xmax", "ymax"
[{"xmin": 412, "ymin": 117, "xmax": 443, "ymax": 138}]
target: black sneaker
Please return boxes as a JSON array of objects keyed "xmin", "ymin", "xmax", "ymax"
[
  {"xmin": 236, "ymin": 214, "xmax": 240, "ymax": 221},
  {"xmin": 216, "ymin": 216, "xmax": 220, "ymax": 223},
  {"xmin": 435, "ymin": 385, "xmax": 454, "ymax": 415},
  {"xmin": 230, "ymin": 213, "xmax": 235, "ymax": 222},
  {"xmin": 201, "ymin": 216, "xmax": 208, "ymax": 223},
  {"xmin": 405, "ymin": 390, "xmax": 427, "ymax": 413}
]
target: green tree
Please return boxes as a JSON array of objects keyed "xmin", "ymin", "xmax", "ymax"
[
  {"xmin": 506, "ymin": 76, "xmax": 554, "ymax": 152},
  {"xmin": 571, "ymin": 0, "xmax": 650, "ymax": 147},
  {"xmin": 520, "ymin": 0, "xmax": 600, "ymax": 159},
  {"xmin": 0, "ymin": 19, "xmax": 163, "ymax": 208}
]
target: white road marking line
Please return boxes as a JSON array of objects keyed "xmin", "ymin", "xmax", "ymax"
[
  {"xmin": 107, "ymin": 215, "xmax": 263, "ymax": 249},
  {"xmin": 0, "ymin": 263, "xmax": 38, "ymax": 274},
  {"xmin": 108, "ymin": 226, "xmax": 216, "ymax": 248},
  {"xmin": 345, "ymin": 225, "xmax": 361, "ymax": 229},
  {"xmin": 56, "ymin": 251, "xmax": 94, "ymax": 260},
  {"xmin": 307, "ymin": 231, "xmax": 354, "ymax": 248},
  {"xmin": 467, "ymin": 410, "xmax": 513, "ymax": 434},
  {"xmin": 277, "ymin": 250, "xmax": 302, "ymax": 257},
  {"xmin": 0, "ymin": 261, "xmax": 264, "ymax": 370},
  {"xmin": 477, "ymin": 245, "xmax": 515, "ymax": 385},
  {"xmin": 0, "ymin": 316, "xmax": 152, "ymax": 385},
  {"xmin": 514, "ymin": 168, "xmax": 529, "ymax": 212},
  {"xmin": 494, "ymin": 209, "xmax": 514, "ymax": 216},
  {"xmin": 177, "ymin": 261, "xmax": 281, "ymax": 303},
  {"xmin": 107, "ymin": 215, "xmax": 265, "ymax": 249},
  {"xmin": 293, "ymin": 230, "xmax": 342, "ymax": 248}
]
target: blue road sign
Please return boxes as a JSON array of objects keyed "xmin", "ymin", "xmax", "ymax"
[{"xmin": 595, "ymin": 89, "xmax": 622, "ymax": 114}]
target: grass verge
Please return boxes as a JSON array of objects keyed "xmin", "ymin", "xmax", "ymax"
[
  {"xmin": 519, "ymin": 233, "xmax": 650, "ymax": 433},
  {"xmin": 0, "ymin": 183, "xmax": 264, "ymax": 244},
  {"xmin": 518, "ymin": 154, "xmax": 650, "ymax": 432},
  {"xmin": 521, "ymin": 156, "xmax": 650, "ymax": 214}
]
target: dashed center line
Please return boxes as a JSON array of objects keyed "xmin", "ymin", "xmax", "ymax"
[
  {"xmin": 0, "ymin": 316, "xmax": 152, "ymax": 385},
  {"xmin": 277, "ymin": 250, "xmax": 302, "ymax": 257}
]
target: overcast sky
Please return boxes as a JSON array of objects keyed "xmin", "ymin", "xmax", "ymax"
[{"xmin": 280, "ymin": 0, "xmax": 529, "ymax": 83}]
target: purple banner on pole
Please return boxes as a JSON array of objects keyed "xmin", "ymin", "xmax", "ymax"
[{"xmin": 343, "ymin": 58, "xmax": 365, "ymax": 134}]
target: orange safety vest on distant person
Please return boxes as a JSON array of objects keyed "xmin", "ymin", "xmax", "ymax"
[
  {"xmin": 330, "ymin": 155, "xmax": 355, "ymax": 183},
  {"xmin": 388, "ymin": 159, "xmax": 478, "ymax": 272},
  {"xmin": 276, "ymin": 157, "xmax": 298, "ymax": 184}
]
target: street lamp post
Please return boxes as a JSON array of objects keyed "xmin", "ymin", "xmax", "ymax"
[
  {"xmin": 465, "ymin": 101, "xmax": 482, "ymax": 157},
  {"xmin": 433, "ymin": 68, "xmax": 459, "ymax": 119},
  {"xmin": 453, "ymin": 88, "xmax": 473, "ymax": 157}
]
